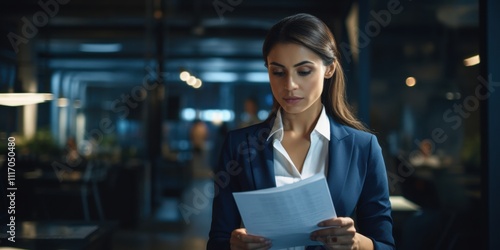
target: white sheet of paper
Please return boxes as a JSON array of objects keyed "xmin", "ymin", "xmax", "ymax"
[{"xmin": 232, "ymin": 174, "xmax": 336, "ymax": 249}]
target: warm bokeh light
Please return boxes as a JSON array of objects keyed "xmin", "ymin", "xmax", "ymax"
[
  {"xmin": 405, "ymin": 77, "xmax": 416, "ymax": 87},
  {"xmin": 180, "ymin": 71, "xmax": 190, "ymax": 81},
  {"xmin": 193, "ymin": 78, "xmax": 202, "ymax": 89},
  {"xmin": 463, "ymin": 55, "xmax": 480, "ymax": 66},
  {"xmin": 187, "ymin": 76, "xmax": 197, "ymax": 86},
  {"xmin": 153, "ymin": 10, "xmax": 163, "ymax": 19},
  {"xmin": 58, "ymin": 98, "xmax": 69, "ymax": 107}
]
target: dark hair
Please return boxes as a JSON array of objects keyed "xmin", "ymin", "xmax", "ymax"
[{"xmin": 262, "ymin": 13, "xmax": 368, "ymax": 131}]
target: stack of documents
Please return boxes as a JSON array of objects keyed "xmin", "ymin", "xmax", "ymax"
[{"xmin": 233, "ymin": 174, "xmax": 336, "ymax": 249}]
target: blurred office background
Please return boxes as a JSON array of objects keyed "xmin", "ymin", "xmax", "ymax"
[{"xmin": 0, "ymin": 0, "xmax": 498, "ymax": 249}]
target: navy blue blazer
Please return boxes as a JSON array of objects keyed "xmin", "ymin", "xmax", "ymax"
[{"xmin": 207, "ymin": 116, "xmax": 395, "ymax": 250}]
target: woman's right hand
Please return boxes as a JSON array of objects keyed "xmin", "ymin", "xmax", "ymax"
[{"xmin": 230, "ymin": 228, "xmax": 272, "ymax": 250}]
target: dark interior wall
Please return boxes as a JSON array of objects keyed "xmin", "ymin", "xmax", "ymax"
[{"xmin": 483, "ymin": 0, "xmax": 500, "ymax": 248}]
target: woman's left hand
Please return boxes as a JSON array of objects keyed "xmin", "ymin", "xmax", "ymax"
[{"xmin": 310, "ymin": 217, "xmax": 373, "ymax": 250}]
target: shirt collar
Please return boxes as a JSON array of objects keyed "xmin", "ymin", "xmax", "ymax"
[{"xmin": 267, "ymin": 106, "xmax": 331, "ymax": 141}]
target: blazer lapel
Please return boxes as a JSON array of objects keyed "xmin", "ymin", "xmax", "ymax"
[
  {"xmin": 253, "ymin": 139, "xmax": 276, "ymax": 189},
  {"xmin": 247, "ymin": 123, "xmax": 276, "ymax": 190},
  {"xmin": 326, "ymin": 118, "xmax": 354, "ymax": 216}
]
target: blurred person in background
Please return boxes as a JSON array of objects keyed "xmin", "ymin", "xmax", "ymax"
[
  {"xmin": 238, "ymin": 97, "xmax": 262, "ymax": 128},
  {"xmin": 189, "ymin": 119, "xmax": 211, "ymax": 178}
]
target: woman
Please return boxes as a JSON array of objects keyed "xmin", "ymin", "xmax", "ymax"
[{"xmin": 208, "ymin": 13, "xmax": 395, "ymax": 250}]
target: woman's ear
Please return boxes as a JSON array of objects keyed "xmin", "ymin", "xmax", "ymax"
[{"xmin": 324, "ymin": 63, "xmax": 336, "ymax": 79}]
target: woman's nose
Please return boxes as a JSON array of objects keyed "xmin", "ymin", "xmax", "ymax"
[{"xmin": 284, "ymin": 76, "xmax": 298, "ymax": 90}]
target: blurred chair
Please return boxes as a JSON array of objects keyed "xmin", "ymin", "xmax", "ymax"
[
  {"xmin": 400, "ymin": 165, "xmax": 474, "ymax": 250},
  {"xmin": 80, "ymin": 160, "xmax": 106, "ymax": 220},
  {"xmin": 155, "ymin": 156, "xmax": 191, "ymax": 198},
  {"xmin": 35, "ymin": 159, "xmax": 106, "ymax": 221}
]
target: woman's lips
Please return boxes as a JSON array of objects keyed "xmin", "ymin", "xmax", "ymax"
[{"xmin": 283, "ymin": 97, "xmax": 303, "ymax": 105}]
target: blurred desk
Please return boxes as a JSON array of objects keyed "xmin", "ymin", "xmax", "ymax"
[
  {"xmin": 390, "ymin": 195, "xmax": 420, "ymax": 211},
  {"xmin": 390, "ymin": 195, "xmax": 421, "ymax": 249},
  {"xmin": 0, "ymin": 221, "xmax": 117, "ymax": 250},
  {"xmin": 14, "ymin": 159, "xmax": 150, "ymax": 227}
]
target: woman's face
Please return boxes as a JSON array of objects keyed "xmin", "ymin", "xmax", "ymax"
[{"xmin": 267, "ymin": 43, "xmax": 334, "ymax": 115}]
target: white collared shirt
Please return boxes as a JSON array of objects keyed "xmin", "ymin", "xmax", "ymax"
[{"xmin": 266, "ymin": 106, "xmax": 330, "ymax": 250}]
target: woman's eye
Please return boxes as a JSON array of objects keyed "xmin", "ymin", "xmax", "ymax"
[
  {"xmin": 272, "ymin": 71, "xmax": 285, "ymax": 77},
  {"xmin": 298, "ymin": 71, "xmax": 311, "ymax": 76}
]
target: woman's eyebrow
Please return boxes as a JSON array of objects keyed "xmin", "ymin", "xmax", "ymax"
[
  {"xmin": 269, "ymin": 60, "xmax": 314, "ymax": 68},
  {"xmin": 269, "ymin": 62, "xmax": 285, "ymax": 68},
  {"xmin": 293, "ymin": 61, "xmax": 313, "ymax": 67}
]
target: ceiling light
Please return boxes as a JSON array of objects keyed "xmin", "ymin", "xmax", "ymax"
[
  {"xmin": 79, "ymin": 43, "xmax": 122, "ymax": 53},
  {"xmin": 244, "ymin": 72, "xmax": 269, "ymax": 82},
  {"xmin": 0, "ymin": 93, "xmax": 53, "ymax": 107},
  {"xmin": 201, "ymin": 72, "xmax": 238, "ymax": 82}
]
